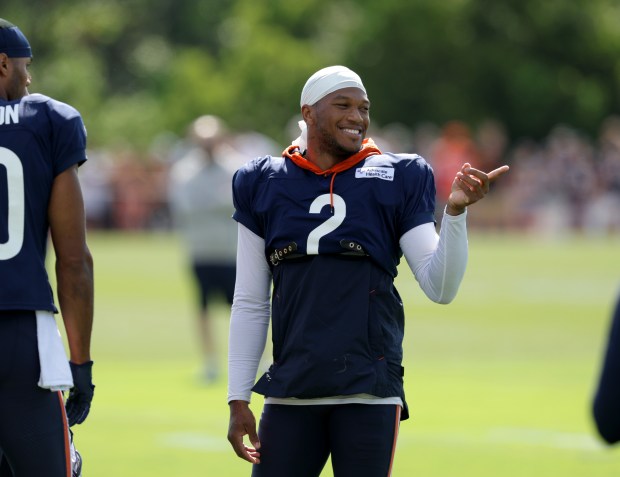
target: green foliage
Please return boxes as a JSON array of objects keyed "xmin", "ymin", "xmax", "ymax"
[
  {"xmin": 347, "ymin": 0, "xmax": 620, "ymax": 140},
  {"xmin": 3, "ymin": 0, "xmax": 620, "ymax": 148}
]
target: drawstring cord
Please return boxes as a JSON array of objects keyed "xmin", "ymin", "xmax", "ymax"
[
  {"xmin": 329, "ymin": 172, "xmax": 337, "ymax": 213},
  {"xmin": 282, "ymin": 139, "xmax": 382, "ymax": 214}
]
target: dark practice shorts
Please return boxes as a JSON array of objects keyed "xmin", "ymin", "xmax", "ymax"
[
  {"xmin": 252, "ymin": 403, "xmax": 401, "ymax": 477},
  {"xmin": 0, "ymin": 311, "xmax": 71, "ymax": 477},
  {"xmin": 192, "ymin": 263, "xmax": 236, "ymax": 308}
]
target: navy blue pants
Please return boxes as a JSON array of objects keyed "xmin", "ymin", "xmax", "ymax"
[
  {"xmin": 0, "ymin": 311, "xmax": 70, "ymax": 477},
  {"xmin": 192, "ymin": 263, "xmax": 236, "ymax": 307},
  {"xmin": 252, "ymin": 403, "xmax": 401, "ymax": 477}
]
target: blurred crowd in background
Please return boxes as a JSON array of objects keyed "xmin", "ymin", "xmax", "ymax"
[{"xmin": 80, "ymin": 115, "xmax": 620, "ymax": 237}]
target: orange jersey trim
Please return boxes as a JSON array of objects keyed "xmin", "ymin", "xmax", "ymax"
[
  {"xmin": 283, "ymin": 138, "xmax": 382, "ymax": 210},
  {"xmin": 56, "ymin": 391, "xmax": 72, "ymax": 477},
  {"xmin": 387, "ymin": 405, "xmax": 401, "ymax": 477},
  {"xmin": 283, "ymin": 138, "xmax": 381, "ymax": 176}
]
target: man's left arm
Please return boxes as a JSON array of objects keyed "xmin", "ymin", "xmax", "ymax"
[
  {"xmin": 402, "ymin": 162, "xmax": 509, "ymax": 303},
  {"xmin": 49, "ymin": 164, "xmax": 95, "ymax": 425},
  {"xmin": 446, "ymin": 163, "xmax": 510, "ymax": 216}
]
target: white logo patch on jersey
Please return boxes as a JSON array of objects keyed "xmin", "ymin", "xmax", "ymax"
[{"xmin": 355, "ymin": 166, "xmax": 395, "ymax": 181}]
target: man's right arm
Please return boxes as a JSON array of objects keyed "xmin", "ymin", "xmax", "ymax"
[
  {"xmin": 227, "ymin": 223, "xmax": 271, "ymax": 462},
  {"xmin": 228, "ymin": 400, "xmax": 261, "ymax": 464},
  {"xmin": 227, "ymin": 223, "xmax": 271, "ymax": 402}
]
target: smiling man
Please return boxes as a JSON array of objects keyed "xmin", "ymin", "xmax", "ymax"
[{"xmin": 226, "ymin": 65, "xmax": 509, "ymax": 477}]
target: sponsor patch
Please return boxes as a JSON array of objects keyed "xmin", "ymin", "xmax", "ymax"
[{"xmin": 355, "ymin": 166, "xmax": 395, "ymax": 181}]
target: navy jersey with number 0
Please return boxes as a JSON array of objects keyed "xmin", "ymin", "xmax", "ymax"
[
  {"xmin": 233, "ymin": 152, "xmax": 435, "ymax": 417},
  {"xmin": 0, "ymin": 94, "xmax": 87, "ymax": 312}
]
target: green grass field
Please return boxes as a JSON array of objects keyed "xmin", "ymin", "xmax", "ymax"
[{"xmin": 56, "ymin": 230, "xmax": 620, "ymax": 476}]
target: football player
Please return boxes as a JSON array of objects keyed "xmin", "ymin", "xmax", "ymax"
[
  {"xmin": 168, "ymin": 115, "xmax": 237, "ymax": 384},
  {"xmin": 0, "ymin": 18, "xmax": 94, "ymax": 476},
  {"xmin": 593, "ymin": 289, "xmax": 620, "ymax": 444},
  {"xmin": 227, "ymin": 65, "xmax": 509, "ymax": 476}
]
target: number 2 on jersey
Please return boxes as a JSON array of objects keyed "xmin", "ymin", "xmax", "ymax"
[
  {"xmin": 0, "ymin": 147, "xmax": 25, "ymax": 260},
  {"xmin": 307, "ymin": 193, "xmax": 346, "ymax": 254}
]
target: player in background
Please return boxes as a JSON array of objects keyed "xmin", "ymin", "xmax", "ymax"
[
  {"xmin": 593, "ymin": 289, "xmax": 620, "ymax": 445},
  {"xmin": 0, "ymin": 18, "xmax": 94, "ymax": 476},
  {"xmin": 168, "ymin": 115, "xmax": 238, "ymax": 383},
  {"xmin": 227, "ymin": 65, "xmax": 509, "ymax": 476}
]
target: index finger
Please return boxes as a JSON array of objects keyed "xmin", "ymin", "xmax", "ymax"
[{"xmin": 487, "ymin": 165, "xmax": 510, "ymax": 182}]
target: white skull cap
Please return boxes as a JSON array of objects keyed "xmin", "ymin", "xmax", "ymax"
[
  {"xmin": 300, "ymin": 65, "xmax": 366, "ymax": 107},
  {"xmin": 293, "ymin": 66, "xmax": 366, "ymax": 151}
]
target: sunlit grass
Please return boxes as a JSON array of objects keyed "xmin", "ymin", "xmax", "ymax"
[{"xmin": 52, "ymin": 231, "xmax": 619, "ymax": 476}]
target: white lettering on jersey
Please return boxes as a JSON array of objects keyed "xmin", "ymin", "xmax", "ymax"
[
  {"xmin": 355, "ymin": 166, "xmax": 394, "ymax": 181},
  {"xmin": 307, "ymin": 194, "xmax": 346, "ymax": 255},
  {"xmin": 0, "ymin": 105, "xmax": 19, "ymax": 126},
  {"xmin": 0, "ymin": 147, "xmax": 25, "ymax": 260}
]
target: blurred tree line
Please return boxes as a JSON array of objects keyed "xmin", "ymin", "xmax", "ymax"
[{"xmin": 4, "ymin": 0, "xmax": 619, "ymax": 150}]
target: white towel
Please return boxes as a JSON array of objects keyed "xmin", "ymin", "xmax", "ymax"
[{"xmin": 36, "ymin": 310, "xmax": 73, "ymax": 391}]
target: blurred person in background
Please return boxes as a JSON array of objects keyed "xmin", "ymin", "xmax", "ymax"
[
  {"xmin": 593, "ymin": 289, "xmax": 620, "ymax": 445},
  {"xmin": 584, "ymin": 116, "xmax": 620, "ymax": 235},
  {"xmin": 79, "ymin": 149, "xmax": 114, "ymax": 230},
  {"xmin": 0, "ymin": 18, "xmax": 94, "ymax": 476},
  {"xmin": 168, "ymin": 115, "xmax": 238, "ymax": 384},
  {"xmin": 542, "ymin": 126, "xmax": 597, "ymax": 232},
  {"xmin": 226, "ymin": 65, "xmax": 509, "ymax": 476}
]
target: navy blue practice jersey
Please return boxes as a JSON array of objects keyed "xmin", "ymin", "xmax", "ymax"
[
  {"xmin": 0, "ymin": 94, "xmax": 87, "ymax": 311},
  {"xmin": 232, "ymin": 148, "xmax": 435, "ymax": 412},
  {"xmin": 233, "ymin": 151, "xmax": 436, "ymax": 277},
  {"xmin": 593, "ymin": 292, "xmax": 620, "ymax": 444}
]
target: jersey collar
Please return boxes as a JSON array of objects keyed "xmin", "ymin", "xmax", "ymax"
[{"xmin": 283, "ymin": 138, "xmax": 382, "ymax": 176}]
